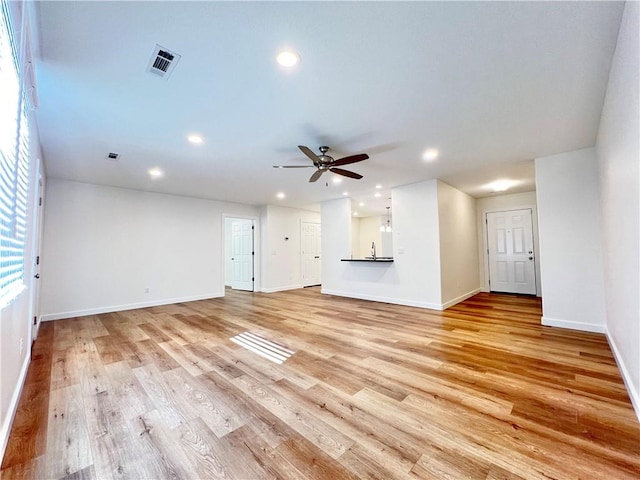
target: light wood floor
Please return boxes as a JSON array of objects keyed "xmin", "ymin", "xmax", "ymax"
[{"xmin": 2, "ymin": 288, "xmax": 639, "ymax": 479}]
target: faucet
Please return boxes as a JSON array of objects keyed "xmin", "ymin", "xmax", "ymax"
[{"xmin": 371, "ymin": 241, "xmax": 376, "ymax": 260}]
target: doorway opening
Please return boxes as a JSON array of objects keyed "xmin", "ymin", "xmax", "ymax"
[
  {"xmin": 224, "ymin": 217, "xmax": 255, "ymax": 292},
  {"xmin": 486, "ymin": 208, "xmax": 537, "ymax": 295}
]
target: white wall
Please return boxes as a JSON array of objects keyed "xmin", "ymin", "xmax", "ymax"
[
  {"xmin": 438, "ymin": 181, "xmax": 480, "ymax": 307},
  {"xmin": 476, "ymin": 191, "xmax": 541, "ymax": 295},
  {"xmin": 350, "ymin": 217, "xmax": 360, "ymax": 258},
  {"xmin": 322, "ymin": 180, "xmax": 443, "ymax": 309},
  {"xmin": 39, "ymin": 179, "xmax": 259, "ymax": 320},
  {"xmin": 596, "ymin": 1, "xmax": 640, "ymax": 417},
  {"xmin": 260, "ymin": 205, "xmax": 320, "ymax": 293},
  {"xmin": 357, "ymin": 216, "xmax": 382, "ymax": 258},
  {"xmin": 535, "ymin": 148, "xmax": 607, "ymax": 332}
]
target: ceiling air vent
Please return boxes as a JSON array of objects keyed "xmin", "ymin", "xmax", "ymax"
[
  {"xmin": 105, "ymin": 152, "xmax": 120, "ymax": 161},
  {"xmin": 146, "ymin": 44, "xmax": 181, "ymax": 80}
]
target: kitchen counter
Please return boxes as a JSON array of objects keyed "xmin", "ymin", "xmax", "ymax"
[{"xmin": 341, "ymin": 257, "xmax": 394, "ymax": 263}]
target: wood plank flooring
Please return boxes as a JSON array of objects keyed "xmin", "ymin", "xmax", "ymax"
[{"xmin": 2, "ymin": 289, "xmax": 639, "ymax": 479}]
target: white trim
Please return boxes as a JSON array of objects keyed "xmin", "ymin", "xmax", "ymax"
[
  {"xmin": 541, "ymin": 316, "xmax": 606, "ymax": 333},
  {"xmin": 0, "ymin": 346, "xmax": 31, "ymax": 463},
  {"xmin": 40, "ymin": 292, "xmax": 223, "ymax": 321},
  {"xmin": 606, "ymin": 329, "xmax": 640, "ymax": 422},
  {"xmin": 441, "ymin": 288, "xmax": 482, "ymax": 310},
  {"xmin": 321, "ymin": 288, "xmax": 443, "ymax": 310},
  {"xmin": 260, "ymin": 284, "xmax": 302, "ymax": 294}
]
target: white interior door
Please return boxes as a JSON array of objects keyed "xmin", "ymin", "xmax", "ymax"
[
  {"xmin": 487, "ymin": 209, "xmax": 536, "ymax": 294},
  {"xmin": 231, "ymin": 219, "xmax": 254, "ymax": 291},
  {"xmin": 301, "ymin": 221, "xmax": 321, "ymax": 287},
  {"xmin": 29, "ymin": 173, "xmax": 44, "ymax": 341}
]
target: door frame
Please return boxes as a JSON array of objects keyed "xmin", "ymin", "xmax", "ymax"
[
  {"xmin": 221, "ymin": 214, "xmax": 260, "ymax": 294},
  {"xmin": 480, "ymin": 205, "xmax": 541, "ymax": 296}
]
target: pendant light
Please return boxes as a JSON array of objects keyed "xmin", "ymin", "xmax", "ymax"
[{"xmin": 380, "ymin": 206, "xmax": 392, "ymax": 233}]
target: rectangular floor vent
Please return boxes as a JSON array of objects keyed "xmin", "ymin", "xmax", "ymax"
[
  {"xmin": 146, "ymin": 44, "xmax": 181, "ymax": 80},
  {"xmin": 230, "ymin": 331, "xmax": 295, "ymax": 364}
]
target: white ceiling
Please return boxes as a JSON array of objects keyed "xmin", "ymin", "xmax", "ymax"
[{"xmin": 32, "ymin": 1, "xmax": 624, "ymax": 216}]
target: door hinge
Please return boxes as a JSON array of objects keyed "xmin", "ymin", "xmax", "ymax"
[
  {"xmin": 252, "ymin": 251, "xmax": 255, "ymax": 255},
  {"xmin": 39, "ymin": 197, "xmax": 42, "ymax": 206},
  {"xmin": 33, "ymin": 316, "xmax": 37, "ymax": 325},
  {"xmin": 36, "ymin": 255, "xmax": 40, "ymax": 265},
  {"xmin": 251, "ymin": 225, "xmax": 255, "ymax": 230},
  {"xmin": 252, "ymin": 277, "xmax": 255, "ymax": 282}
]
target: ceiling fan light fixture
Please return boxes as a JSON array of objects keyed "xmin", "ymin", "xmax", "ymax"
[
  {"xmin": 276, "ymin": 50, "xmax": 300, "ymax": 67},
  {"xmin": 187, "ymin": 134, "xmax": 203, "ymax": 144},
  {"xmin": 276, "ymin": 192, "xmax": 285, "ymax": 199}
]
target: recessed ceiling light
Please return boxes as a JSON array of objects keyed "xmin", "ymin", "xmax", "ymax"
[
  {"xmin": 276, "ymin": 50, "xmax": 300, "ymax": 68},
  {"xmin": 353, "ymin": 212, "xmax": 358, "ymax": 216},
  {"xmin": 276, "ymin": 192, "xmax": 285, "ymax": 199},
  {"xmin": 422, "ymin": 148, "xmax": 439, "ymax": 161},
  {"xmin": 375, "ymin": 184, "xmax": 382, "ymax": 189},
  {"xmin": 342, "ymin": 191, "xmax": 349, "ymax": 196},
  {"xmin": 187, "ymin": 134, "xmax": 203, "ymax": 144},
  {"xmin": 148, "ymin": 167, "xmax": 164, "ymax": 179},
  {"xmin": 374, "ymin": 192, "xmax": 381, "ymax": 198},
  {"xmin": 332, "ymin": 176, "xmax": 342, "ymax": 184},
  {"xmin": 487, "ymin": 179, "xmax": 519, "ymax": 193},
  {"xmin": 359, "ymin": 202, "xmax": 365, "ymax": 207}
]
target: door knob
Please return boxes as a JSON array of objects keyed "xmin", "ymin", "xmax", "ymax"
[
  {"xmin": 528, "ymin": 256, "xmax": 533, "ymax": 260},
  {"xmin": 34, "ymin": 273, "xmax": 40, "ymax": 279},
  {"xmin": 528, "ymin": 250, "xmax": 533, "ymax": 254}
]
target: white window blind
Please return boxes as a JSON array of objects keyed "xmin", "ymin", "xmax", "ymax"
[{"xmin": 0, "ymin": 0, "xmax": 30, "ymax": 307}]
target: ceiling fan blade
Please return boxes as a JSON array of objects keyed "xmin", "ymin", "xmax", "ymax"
[
  {"xmin": 331, "ymin": 153, "xmax": 369, "ymax": 167},
  {"xmin": 330, "ymin": 167, "xmax": 363, "ymax": 180},
  {"xmin": 309, "ymin": 169, "xmax": 324, "ymax": 182},
  {"xmin": 273, "ymin": 165, "xmax": 315, "ymax": 168},
  {"xmin": 299, "ymin": 145, "xmax": 321, "ymax": 164}
]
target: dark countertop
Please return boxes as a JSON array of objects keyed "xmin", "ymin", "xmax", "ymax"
[{"xmin": 341, "ymin": 257, "xmax": 394, "ymax": 263}]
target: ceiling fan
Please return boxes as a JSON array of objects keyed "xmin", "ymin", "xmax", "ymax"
[{"xmin": 273, "ymin": 145, "xmax": 369, "ymax": 182}]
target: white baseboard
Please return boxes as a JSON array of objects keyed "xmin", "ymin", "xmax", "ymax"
[
  {"xmin": 441, "ymin": 288, "xmax": 482, "ymax": 310},
  {"xmin": 40, "ymin": 292, "xmax": 224, "ymax": 321},
  {"xmin": 541, "ymin": 316, "xmax": 606, "ymax": 334},
  {"xmin": 320, "ymin": 289, "xmax": 443, "ymax": 310},
  {"xmin": 260, "ymin": 285, "xmax": 302, "ymax": 294},
  {"xmin": 606, "ymin": 330, "xmax": 640, "ymax": 422},
  {"xmin": 0, "ymin": 346, "xmax": 31, "ymax": 464}
]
